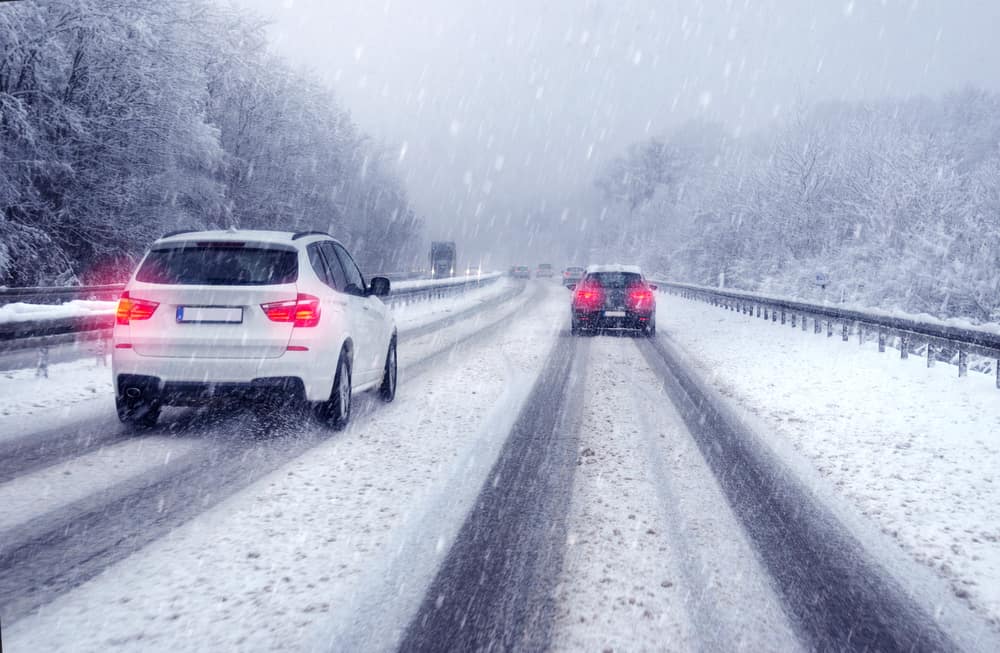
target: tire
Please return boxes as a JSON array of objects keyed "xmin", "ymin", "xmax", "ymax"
[
  {"xmin": 645, "ymin": 318, "xmax": 656, "ymax": 337},
  {"xmin": 116, "ymin": 395, "xmax": 160, "ymax": 429},
  {"xmin": 317, "ymin": 350, "xmax": 352, "ymax": 430},
  {"xmin": 379, "ymin": 338, "xmax": 397, "ymax": 402}
]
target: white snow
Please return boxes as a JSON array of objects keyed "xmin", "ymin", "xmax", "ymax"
[
  {"xmin": 0, "ymin": 299, "xmax": 116, "ymax": 324},
  {"xmin": 388, "ymin": 275, "xmax": 512, "ymax": 331},
  {"xmin": 658, "ymin": 293, "xmax": 1000, "ymax": 628},
  {"xmin": 551, "ymin": 337, "xmax": 800, "ymax": 652},
  {"xmin": 390, "ymin": 270, "xmax": 502, "ymax": 292},
  {"xmin": 0, "ymin": 358, "xmax": 115, "ymax": 442},
  {"xmin": 4, "ymin": 283, "xmax": 564, "ymax": 652},
  {"xmin": 0, "ymin": 437, "xmax": 199, "ymax": 533}
]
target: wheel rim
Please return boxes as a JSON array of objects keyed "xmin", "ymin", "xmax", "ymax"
[{"xmin": 338, "ymin": 360, "xmax": 351, "ymax": 418}]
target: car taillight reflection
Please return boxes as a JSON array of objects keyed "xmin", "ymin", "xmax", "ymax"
[
  {"xmin": 574, "ymin": 282, "xmax": 604, "ymax": 311},
  {"xmin": 261, "ymin": 293, "xmax": 321, "ymax": 327},
  {"xmin": 116, "ymin": 291, "xmax": 159, "ymax": 325},
  {"xmin": 627, "ymin": 285, "xmax": 654, "ymax": 311}
]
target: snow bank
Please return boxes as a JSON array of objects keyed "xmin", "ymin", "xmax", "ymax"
[{"xmin": 0, "ymin": 300, "xmax": 116, "ymax": 324}]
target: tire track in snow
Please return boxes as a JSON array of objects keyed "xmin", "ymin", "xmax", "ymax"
[
  {"xmin": 551, "ymin": 335, "xmax": 800, "ymax": 652},
  {"xmin": 637, "ymin": 335, "xmax": 960, "ymax": 652},
  {"xmin": 399, "ymin": 328, "xmax": 589, "ymax": 653}
]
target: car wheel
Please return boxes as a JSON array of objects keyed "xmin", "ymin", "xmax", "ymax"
[
  {"xmin": 116, "ymin": 395, "xmax": 160, "ymax": 429},
  {"xmin": 379, "ymin": 338, "xmax": 397, "ymax": 402},
  {"xmin": 645, "ymin": 319, "xmax": 656, "ymax": 337},
  {"xmin": 317, "ymin": 350, "xmax": 351, "ymax": 430}
]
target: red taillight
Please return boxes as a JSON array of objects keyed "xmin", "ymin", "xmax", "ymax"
[
  {"xmin": 574, "ymin": 282, "xmax": 604, "ymax": 311},
  {"xmin": 261, "ymin": 294, "xmax": 321, "ymax": 327},
  {"xmin": 628, "ymin": 285, "xmax": 654, "ymax": 311},
  {"xmin": 116, "ymin": 291, "xmax": 159, "ymax": 325}
]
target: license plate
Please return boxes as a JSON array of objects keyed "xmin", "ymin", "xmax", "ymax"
[
  {"xmin": 176, "ymin": 306, "xmax": 243, "ymax": 323},
  {"xmin": 604, "ymin": 310, "xmax": 627, "ymax": 317}
]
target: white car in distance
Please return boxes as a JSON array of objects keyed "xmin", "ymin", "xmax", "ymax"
[{"xmin": 111, "ymin": 229, "xmax": 397, "ymax": 429}]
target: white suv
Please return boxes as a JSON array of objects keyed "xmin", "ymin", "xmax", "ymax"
[{"xmin": 111, "ymin": 229, "xmax": 397, "ymax": 429}]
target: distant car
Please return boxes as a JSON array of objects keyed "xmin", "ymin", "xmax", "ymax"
[
  {"xmin": 112, "ymin": 229, "xmax": 397, "ymax": 429},
  {"xmin": 562, "ymin": 266, "xmax": 585, "ymax": 287},
  {"xmin": 512, "ymin": 265, "xmax": 531, "ymax": 279},
  {"xmin": 570, "ymin": 264, "xmax": 657, "ymax": 336},
  {"xmin": 536, "ymin": 263, "xmax": 554, "ymax": 278}
]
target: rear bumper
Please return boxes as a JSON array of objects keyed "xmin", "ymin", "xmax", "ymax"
[
  {"xmin": 112, "ymin": 348, "xmax": 334, "ymax": 402},
  {"xmin": 116, "ymin": 374, "xmax": 306, "ymax": 406},
  {"xmin": 573, "ymin": 309, "xmax": 653, "ymax": 330}
]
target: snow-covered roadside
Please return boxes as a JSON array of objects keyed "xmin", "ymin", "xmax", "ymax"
[
  {"xmin": 5, "ymin": 285, "xmax": 565, "ymax": 652},
  {"xmin": 551, "ymin": 337, "xmax": 799, "ymax": 652},
  {"xmin": 0, "ymin": 280, "xmax": 518, "ymax": 441},
  {"xmin": 389, "ymin": 275, "xmax": 513, "ymax": 331},
  {"xmin": 658, "ymin": 295, "xmax": 1000, "ymax": 627},
  {"xmin": 0, "ymin": 299, "xmax": 116, "ymax": 324}
]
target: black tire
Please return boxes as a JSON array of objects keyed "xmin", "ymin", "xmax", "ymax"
[
  {"xmin": 116, "ymin": 395, "xmax": 160, "ymax": 429},
  {"xmin": 317, "ymin": 350, "xmax": 352, "ymax": 430},
  {"xmin": 379, "ymin": 338, "xmax": 397, "ymax": 402},
  {"xmin": 645, "ymin": 318, "xmax": 656, "ymax": 337}
]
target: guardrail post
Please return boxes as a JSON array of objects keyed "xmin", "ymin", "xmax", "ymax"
[
  {"xmin": 996, "ymin": 361, "xmax": 1000, "ymax": 389},
  {"xmin": 878, "ymin": 329, "xmax": 887, "ymax": 352},
  {"xmin": 781, "ymin": 310, "xmax": 786, "ymax": 325},
  {"xmin": 96, "ymin": 336, "xmax": 107, "ymax": 366},
  {"xmin": 790, "ymin": 313, "xmax": 796, "ymax": 328},
  {"xmin": 958, "ymin": 349, "xmax": 968, "ymax": 377},
  {"xmin": 36, "ymin": 346, "xmax": 49, "ymax": 378},
  {"xmin": 827, "ymin": 320, "xmax": 834, "ymax": 337},
  {"xmin": 927, "ymin": 343, "xmax": 935, "ymax": 367},
  {"xmin": 772, "ymin": 309, "xmax": 778, "ymax": 323},
  {"xmin": 814, "ymin": 318, "xmax": 822, "ymax": 334},
  {"xmin": 801, "ymin": 315, "xmax": 808, "ymax": 331},
  {"xmin": 756, "ymin": 305, "xmax": 761, "ymax": 318},
  {"xmin": 900, "ymin": 334, "xmax": 909, "ymax": 359},
  {"xmin": 842, "ymin": 322, "xmax": 849, "ymax": 341}
]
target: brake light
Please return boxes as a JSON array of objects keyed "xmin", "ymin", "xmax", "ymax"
[
  {"xmin": 628, "ymin": 285, "xmax": 654, "ymax": 310},
  {"xmin": 261, "ymin": 294, "xmax": 321, "ymax": 327},
  {"xmin": 574, "ymin": 282, "xmax": 604, "ymax": 311},
  {"xmin": 116, "ymin": 291, "xmax": 159, "ymax": 325}
]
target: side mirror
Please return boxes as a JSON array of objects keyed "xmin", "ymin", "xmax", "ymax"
[
  {"xmin": 369, "ymin": 276, "xmax": 391, "ymax": 297},
  {"xmin": 567, "ymin": 284, "xmax": 576, "ymax": 291},
  {"xmin": 648, "ymin": 284, "xmax": 658, "ymax": 291}
]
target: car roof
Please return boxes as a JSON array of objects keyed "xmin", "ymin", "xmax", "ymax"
[
  {"xmin": 586, "ymin": 264, "xmax": 643, "ymax": 275},
  {"xmin": 154, "ymin": 229, "xmax": 343, "ymax": 248}
]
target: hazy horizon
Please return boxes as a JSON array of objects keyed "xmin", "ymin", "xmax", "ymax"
[{"xmin": 230, "ymin": 0, "xmax": 1000, "ymax": 265}]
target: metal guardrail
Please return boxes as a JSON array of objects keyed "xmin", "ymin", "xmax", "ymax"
[
  {"xmin": 0, "ymin": 274, "xmax": 501, "ymax": 352},
  {"xmin": 653, "ymin": 280, "xmax": 1000, "ymax": 387}
]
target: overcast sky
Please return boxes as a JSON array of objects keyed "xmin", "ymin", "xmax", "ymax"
[{"xmin": 231, "ymin": 0, "xmax": 1000, "ymax": 264}]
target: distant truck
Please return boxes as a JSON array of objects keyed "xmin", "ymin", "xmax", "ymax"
[{"xmin": 429, "ymin": 241, "xmax": 456, "ymax": 277}]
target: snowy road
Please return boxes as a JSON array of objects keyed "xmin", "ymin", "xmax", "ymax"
[
  {"xmin": 0, "ymin": 280, "xmax": 530, "ymax": 628},
  {"xmin": 3, "ymin": 281, "xmax": 998, "ymax": 652}
]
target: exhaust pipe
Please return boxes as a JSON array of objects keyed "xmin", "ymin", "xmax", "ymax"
[{"xmin": 125, "ymin": 387, "xmax": 142, "ymax": 399}]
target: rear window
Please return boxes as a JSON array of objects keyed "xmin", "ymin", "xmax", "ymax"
[
  {"xmin": 136, "ymin": 245, "xmax": 298, "ymax": 285},
  {"xmin": 586, "ymin": 272, "xmax": 642, "ymax": 288},
  {"xmin": 539, "ymin": 264, "xmax": 552, "ymax": 269}
]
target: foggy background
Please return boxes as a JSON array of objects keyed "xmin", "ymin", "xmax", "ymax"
[{"xmin": 231, "ymin": 0, "xmax": 1000, "ymax": 267}]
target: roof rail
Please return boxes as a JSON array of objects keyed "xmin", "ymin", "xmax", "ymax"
[
  {"xmin": 291, "ymin": 230, "xmax": 330, "ymax": 241},
  {"xmin": 160, "ymin": 229, "xmax": 198, "ymax": 239}
]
